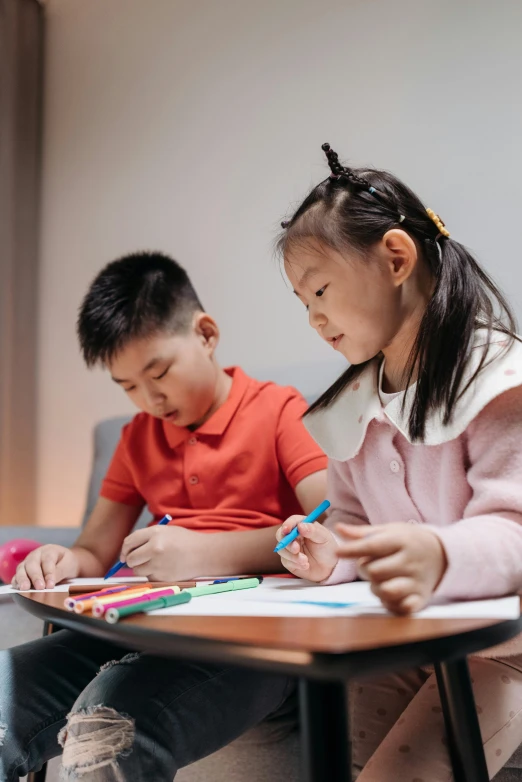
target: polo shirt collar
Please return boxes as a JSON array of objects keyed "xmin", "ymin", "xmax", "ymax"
[
  {"xmin": 305, "ymin": 330, "xmax": 522, "ymax": 461},
  {"xmin": 163, "ymin": 366, "xmax": 249, "ymax": 448}
]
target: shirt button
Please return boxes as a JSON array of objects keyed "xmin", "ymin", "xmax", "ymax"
[
  {"xmin": 189, "ymin": 475, "xmax": 199, "ymax": 485},
  {"xmin": 389, "ymin": 460, "xmax": 400, "ymax": 473},
  {"xmin": 188, "ymin": 437, "xmax": 197, "ymax": 445}
]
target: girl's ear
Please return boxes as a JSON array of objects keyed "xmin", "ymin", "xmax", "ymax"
[{"xmin": 381, "ymin": 229, "xmax": 418, "ymax": 287}]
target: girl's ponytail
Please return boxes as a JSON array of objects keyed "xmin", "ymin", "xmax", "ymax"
[{"xmin": 279, "ymin": 144, "xmax": 518, "ymax": 441}]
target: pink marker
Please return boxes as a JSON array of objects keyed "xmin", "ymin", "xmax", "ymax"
[
  {"xmin": 64, "ymin": 585, "xmax": 131, "ymax": 611},
  {"xmin": 92, "ymin": 587, "xmax": 180, "ymax": 617}
]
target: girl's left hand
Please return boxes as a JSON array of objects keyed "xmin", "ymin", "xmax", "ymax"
[{"xmin": 336, "ymin": 522, "xmax": 448, "ymax": 615}]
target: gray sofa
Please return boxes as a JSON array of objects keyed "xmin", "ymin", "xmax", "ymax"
[{"xmin": 2, "ymin": 388, "xmax": 522, "ymax": 780}]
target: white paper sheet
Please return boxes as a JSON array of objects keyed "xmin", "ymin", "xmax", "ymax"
[
  {"xmin": 148, "ymin": 579, "xmax": 521, "ymax": 620},
  {"xmin": 0, "ymin": 576, "xmax": 148, "ymax": 596}
]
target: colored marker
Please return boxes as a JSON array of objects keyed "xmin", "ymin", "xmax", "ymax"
[
  {"xmin": 212, "ymin": 576, "xmax": 264, "ymax": 584},
  {"xmin": 92, "ymin": 587, "xmax": 181, "ymax": 617},
  {"xmin": 104, "ymin": 514, "xmax": 172, "ymax": 579},
  {"xmin": 64, "ymin": 585, "xmax": 133, "ymax": 611},
  {"xmin": 106, "ymin": 590, "xmax": 192, "ymax": 623},
  {"xmin": 293, "ymin": 600, "xmax": 360, "ymax": 609},
  {"xmin": 185, "ymin": 578, "xmax": 261, "ymax": 597},
  {"xmin": 74, "ymin": 585, "xmax": 155, "ymax": 614},
  {"xmin": 274, "ymin": 500, "xmax": 331, "ymax": 553},
  {"xmin": 67, "ymin": 582, "xmax": 148, "ymax": 595}
]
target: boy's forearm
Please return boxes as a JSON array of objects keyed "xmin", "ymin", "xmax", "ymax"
[{"xmin": 196, "ymin": 526, "xmax": 285, "ymax": 576}]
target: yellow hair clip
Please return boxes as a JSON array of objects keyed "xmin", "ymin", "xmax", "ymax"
[{"xmin": 426, "ymin": 208, "xmax": 450, "ymax": 238}]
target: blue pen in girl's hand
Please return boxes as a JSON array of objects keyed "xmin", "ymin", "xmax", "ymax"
[
  {"xmin": 103, "ymin": 514, "xmax": 172, "ymax": 579},
  {"xmin": 274, "ymin": 500, "xmax": 330, "ymax": 553}
]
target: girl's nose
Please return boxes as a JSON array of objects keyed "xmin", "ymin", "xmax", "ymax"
[{"xmin": 308, "ymin": 303, "xmax": 326, "ymax": 330}]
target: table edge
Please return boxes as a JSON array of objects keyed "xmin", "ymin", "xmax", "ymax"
[{"xmin": 13, "ymin": 593, "xmax": 522, "ymax": 681}]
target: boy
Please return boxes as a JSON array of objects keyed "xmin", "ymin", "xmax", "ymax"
[{"xmin": 0, "ymin": 252, "xmax": 326, "ymax": 782}]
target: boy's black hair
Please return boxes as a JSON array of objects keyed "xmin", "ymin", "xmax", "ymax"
[
  {"xmin": 78, "ymin": 252, "xmax": 204, "ymax": 367},
  {"xmin": 278, "ymin": 144, "xmax": 518, "ymax": 441}
]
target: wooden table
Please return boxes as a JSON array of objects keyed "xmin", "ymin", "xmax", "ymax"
[{"xmin": 15, "ymin": 591, "xmax": 522, "ymax": 782}]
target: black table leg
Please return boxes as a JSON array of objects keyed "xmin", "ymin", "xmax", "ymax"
[
  {"xmin": 435, "ymin": 659, "xmax": 489, "ymax": 782},
  {"xmin": 299, "ymin": 679, "xmax": 351, "ymax": 782}
]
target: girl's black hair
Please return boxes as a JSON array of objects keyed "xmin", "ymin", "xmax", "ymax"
[{"xmin": 278, "ymin": 144, "xmax": 518, "ymax": 441}]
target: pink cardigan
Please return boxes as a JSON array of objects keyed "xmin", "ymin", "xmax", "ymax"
[{"xmin": 305, "ymin": 332, "xmax": 522, "ymax": 657}]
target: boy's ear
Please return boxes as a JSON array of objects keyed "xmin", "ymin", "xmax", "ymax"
[{"xmin": 193, "ymin": 312, "xmax": 219, "ymax": 353}]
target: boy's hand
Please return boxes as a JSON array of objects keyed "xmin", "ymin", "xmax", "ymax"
[
  {"xmin": 120, "ymin": 525, "xmax": 203, "ymax": 581},
  {"xmin": 12, "ymin": 545, "xmax": 81, "ymax": 590},
  {"xmin": 336, "ymin": 523, "xmax": 448, "ymax": 614},
  {"xmin": 275, "ymin": 515, "xmax": 339, "ymax": 582}
]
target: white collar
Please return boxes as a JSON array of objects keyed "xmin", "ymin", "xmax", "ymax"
[{"xmin": 305, "ymin": 331, "xmax": 522, "ymax": 460}]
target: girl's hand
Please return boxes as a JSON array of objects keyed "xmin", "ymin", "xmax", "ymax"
[
  {"xmin": 275, "ymin": 515, "xmax": 339, "ymax": 582},
  {"xmin": 336, "ymin": 522, "xmax": 448, "ymax": 614}
]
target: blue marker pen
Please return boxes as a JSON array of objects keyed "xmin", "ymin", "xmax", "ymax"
[
  {"xmin": 273, "ymin": 500, "xmax": 330, "ymax": 553},
  {"xmin": 104, "ymin": 514, "xmax": 172, "ymax": 579}
]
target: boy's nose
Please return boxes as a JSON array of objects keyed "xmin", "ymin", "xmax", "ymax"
[{"xmin": 145, "ymin": 387, "xmax": 166, "ymax": 407}]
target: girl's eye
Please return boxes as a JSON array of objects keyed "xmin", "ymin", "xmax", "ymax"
[
  {"xmin": 123, "ymin": 386, "xmax": 136, "ymax": 393},
  {"xmin": 315, "ymin": 286, "xmax": 326, "ymax": 297},
  {"xmin": 153, "ymin": 367, "xmax": 169, "ymax": 380}
]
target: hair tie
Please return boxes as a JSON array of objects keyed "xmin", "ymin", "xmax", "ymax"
[
  {"xmin": 426, "ymin": 208, "xmax": 450, "ymax": 238},
  {"xmin": 321, "ymin": 143, "xmax": 384, "ymax": 199}
]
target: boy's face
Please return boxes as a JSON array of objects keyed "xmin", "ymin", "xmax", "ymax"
[{"xmin": 108, "ymin": 315, "xmax": 221, "ymax": 428}]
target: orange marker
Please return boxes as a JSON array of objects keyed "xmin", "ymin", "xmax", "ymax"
[
  {"xmin": 64, "ymin": 584, "xmax": 142, "ymax": 611},
  {"xmin": 73, "ymin": 585, "xmax": 154, "ymax": 614}
]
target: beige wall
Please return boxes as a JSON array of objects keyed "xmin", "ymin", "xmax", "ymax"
[{"xmin": 38, "ymin": 0, "xmax": 522, "ymax": 526}]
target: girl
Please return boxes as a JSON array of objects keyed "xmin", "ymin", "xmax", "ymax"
[{"xmin": 276, "ymin": 143, "xmax": 522, "ymax": 780}]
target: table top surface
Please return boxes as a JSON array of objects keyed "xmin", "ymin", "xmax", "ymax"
[{"xmin": 15, "ymin": 591, "xmax": 522, "ymax": 679}]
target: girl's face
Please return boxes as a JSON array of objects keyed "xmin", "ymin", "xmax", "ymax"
[{"xmin": 284, "ymin": 234, "xmax": 429, "ymax": 368}]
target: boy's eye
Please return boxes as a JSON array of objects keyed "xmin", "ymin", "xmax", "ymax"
[
  {"xmin": 123, "ymin": 386, "xmax": 136, "ymax": 393},
  {"xmin": 153, "ymin": 367, "xmax": 169, "ymax": 380}
]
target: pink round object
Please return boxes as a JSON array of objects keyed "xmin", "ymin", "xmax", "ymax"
[{"xmin": 0, "ymin": 539, "xmax": 41, "ymax": 583}]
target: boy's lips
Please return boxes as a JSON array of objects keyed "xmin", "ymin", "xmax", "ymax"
[
  {"xmin": 162, "ymin": 410, "xmax": 178, "ymax": 421},
  {"xmin": 327, "ymin": 334, "xmax": 344, "ymax": 350}
]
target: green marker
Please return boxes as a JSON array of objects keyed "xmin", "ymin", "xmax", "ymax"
[
  {"xmin": 105, "ymin": 578, "xmax": 260, "ymax": 623},
  {"xmin": 185, "ymin": 578, "xmax": 261, "ymax": 597},
  {"xmin": 105, "ymin": 590, "xmax": 192, "ymax": 623}
]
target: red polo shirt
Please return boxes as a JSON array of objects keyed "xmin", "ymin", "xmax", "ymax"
[{"xmin": 100, "ymin": 367, "xmax": 326, "ymax": 532}]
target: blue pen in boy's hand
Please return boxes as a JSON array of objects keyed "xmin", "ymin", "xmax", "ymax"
[
  {"xmin": 274, "ymin": 500, "xmax": 330, "ymax": 553},
  {"xmin": 104, "ymin": 514, "xmax": 172, "ymax": 579}
]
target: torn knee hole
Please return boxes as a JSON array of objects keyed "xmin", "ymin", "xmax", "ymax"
[
  {"xmin": 98, "ymin": 652, "xmax": 140, "ymax": 675},
  {"xmin": 0, "ymin": 721, "xmax": 6, "ymax": 745},
  {"xmin": 58, "ymin": 706, "xmax": 134, "ymax": 779}
]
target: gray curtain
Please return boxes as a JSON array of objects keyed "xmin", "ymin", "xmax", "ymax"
[{"xmin": 0, "ymin": 0, "xmax": 43, "ymax": 524}]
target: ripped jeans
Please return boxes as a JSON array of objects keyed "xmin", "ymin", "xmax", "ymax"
[{"xmin": 0, "ymin": 630, "xmax": 294, "ymax": 781}]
